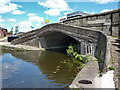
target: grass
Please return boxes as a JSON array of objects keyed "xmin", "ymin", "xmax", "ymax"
[
  {"xmin": 108, "ymin": 66, "xmax": 115, "ymax": 70},
  {"xmin": 1, "ymin": 46, "xmax": 25, "ymax": 52},
  {"xmin": 0, "ymin": 37, "xmax": 7, "ymax": 39}
]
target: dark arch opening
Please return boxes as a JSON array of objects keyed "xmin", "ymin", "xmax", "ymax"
[{"xmin": 38, "ymin": 31, "xmax": 78, "ymax": 52}]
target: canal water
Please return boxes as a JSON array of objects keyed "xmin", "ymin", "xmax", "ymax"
[{"xmin": 1, "ymin": 50, "xmax": 80, "ymax": 88}]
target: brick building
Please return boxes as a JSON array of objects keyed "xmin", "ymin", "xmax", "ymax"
[{"xmin": 0, "ymin": 27, "xmax": 8, "ymax": 38}]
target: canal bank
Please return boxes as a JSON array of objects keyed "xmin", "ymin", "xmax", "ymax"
[
  {"xmin": 0, "ymin": 42, "xmax": 45, "ymax": 51},
  {"xmin": 69, "ymin": 59, "xmax": 115, "ymax": 88}
]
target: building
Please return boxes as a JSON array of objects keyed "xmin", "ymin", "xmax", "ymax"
[
  {"xmin": 67, "ymin": 11, "xmax": 89, "ymax": 19},
  {"xmin": 6, "ymin": 32, "xmax": 12, "ymax": 37},
  {"xmin": 0, "ymin": 27, "xmax": 7, "ymax": 38},
  {"xmin": 58, "ymin": 16, "xmax": 67, "ymax": 22},
  {"xmin": 59, "ymin": 11, "xmax": 89, "ymax": 23}
]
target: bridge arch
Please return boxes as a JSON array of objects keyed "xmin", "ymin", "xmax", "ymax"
[
  {"xmin": 37, "ymin": 30, "xmax": 97, "ymax": 56},
  {"xmin": 37, "ymin": 31, "xmax": 78, "ymax": 50},
  {"xmin": 12, "ymin": 23, "xmax": 107, "ymax": 57}
]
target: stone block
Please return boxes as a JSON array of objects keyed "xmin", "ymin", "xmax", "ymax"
[{"xmin": 112, "ymin": 12, "xmax": 120, "ymax": 24}]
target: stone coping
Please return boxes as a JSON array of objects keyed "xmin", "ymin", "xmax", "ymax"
[
  {"xmin": 0, "ymin": 42, "xmax": 45, "ymax": 51},
  {"xmin": 64, "ymin": 8, "xmax": 120, "ymax": 21},
  {"xmin": 69, "ymin": 58, "xmax": 100, "ymax": 88}
]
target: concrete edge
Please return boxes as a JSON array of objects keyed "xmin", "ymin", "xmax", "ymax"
[
  {"xmin": 103, "ymin": 36, "xmax": 112, "ymax": 72},
  {"xmin": 0, "ymin": 42, "xmax": 45, "ymax": 51},
  {"xmin": 69, "ymin": 59, "xmax": 100, "ymax": 88}
]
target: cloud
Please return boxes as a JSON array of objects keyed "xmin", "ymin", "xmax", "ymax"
[
  {"xmin": 38, "ymin": 0, "xmax": 72, "ymax": 11},
  {"xmin": 18, "ymin": 21, "xmax": 32, "ymax": 27},
  {"xmin": 29, "ymin": 15, "xmax": 44, "ymax": 23},
  {"xmin": 0, "ymin": 3, "xmax": 18, "ymax": 13},
  {"xmin": 12, "ymin": 10, "xmax": 25, "ymax": 15},
  {"xmin": 0, "ymin": 0, "xmax": 11, "ymax": 4},
  {"xmin": 0, "ymin": 0, "xmax": 25, "ymax": 14},
  {"xmin": 28, "ymin": 13, "xmax": 44, "ymax": 23},
  {"xmin": 45, "ymin": 9, "xmax": 61, "ymax": 16},
  {"xmin": 2, "ymin": 60, "xmax": 22, "ymax": 80},
  {"xmin": 27, "ymin": 13, "xmax": 37, "ymax": 16},
  {"xmin": 38, "ymin": 0, "xmax": 72, "ymax": 16},
  {"xmin": 64, "ymin": 12, "xmax": 72, "ymax": 16},
  {"xmin": 0, "ymin": 19, "xmax": 5, "ymax": 22},
  {"xmin": 17, "ymin": 13, "xmax": 45, "ymax": 32},
  {"xmin": 8, "ymin": 18, "xmax": 16, "ymax": 22},
  {"xmin": 84, "ymin": 11, "xmax": 95, "ymax": 14},
  {"xmin": 0, "ymin": 23, "xmax": 4, "ymax": 27},
  {"xmin": 90, "ymin": 0, "xmax": 116, "ymax": 4},
  {"xmin": 0, "ymin": 15, "xmax": 5, "ymax": 22},
  {"xmin": 17, "ymin": 21, "xmax": 32, "ymax": 32},
  {"xmin": 101, "ymin": 9, "xmax": 113, "ymax": 13}
]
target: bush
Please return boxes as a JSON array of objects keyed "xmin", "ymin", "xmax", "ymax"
[{"xmin": 66, "ymin": 44, "xmax": 90, "ymax": 64}]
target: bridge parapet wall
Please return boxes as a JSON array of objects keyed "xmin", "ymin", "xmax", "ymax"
[
  {"xmin": 12, "ymin": 23, "xmax": 101, "ymax": 45},
  {"xmin": 61, "ymin": 9, "xmax": 120, "ymax": 37}
]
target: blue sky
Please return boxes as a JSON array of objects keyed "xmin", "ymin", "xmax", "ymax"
[{"xmin": 0, "ymin": 0, "xmax": 119, "ymax": 33}]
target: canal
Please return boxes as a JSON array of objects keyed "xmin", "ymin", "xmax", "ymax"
[{"xmin": 1, "ymin": 49, "xmax": 81, "ymax": 88}]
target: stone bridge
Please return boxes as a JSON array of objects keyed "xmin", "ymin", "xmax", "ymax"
[
  {"xmin": 12, "ymin": 23, "xmax": 109, "ymax": 71},
  {"xmin": 11, "ymin": 9, "xmax": 120, "ymax": 88}
]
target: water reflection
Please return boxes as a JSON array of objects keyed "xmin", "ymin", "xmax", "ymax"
[{"xmin": 2, "ymin": 50, "xmax": 78, "ymax": 88}]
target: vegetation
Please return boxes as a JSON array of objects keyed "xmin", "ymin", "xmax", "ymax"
[
  {"xmin": 66, "ymin": 45, "xmax": 92, "ymax": 63},
  {"xmin": 95, "ymin": 39, "xmax": 106, "ymax": 73},
  {"xmin": 15, "ymin": 26, "xmax": 19, "ymax": 35},
  {"xmin": 116, "ymin": 74, "xmax": 120, "ymax": 79},
  {"xmin": 1, "ymin": 46, "xmax": 25, "ymax": 52},
  {"xmin": 10, "ymin": 27, "xmax": 13, "ymax": 36},
  {"xmin": 108, "ymin": 66, "xmax": 115, "ymax": 70},
  {"xmin": 61, "ymin": 44, "xmax": 95, "ymax": 72}
]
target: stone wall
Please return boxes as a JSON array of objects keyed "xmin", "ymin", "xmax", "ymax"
[{"xmin": 61, "ymin": 8, "xmax": 120, "ymax": 37}]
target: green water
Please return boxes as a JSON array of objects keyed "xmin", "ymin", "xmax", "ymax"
[{"xmin": 1, "ymin": 50, "xmax": 80, "ymax": 88}]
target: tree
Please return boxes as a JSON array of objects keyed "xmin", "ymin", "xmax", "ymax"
[
  {"xmin": 10, "ymin": 27, "xmax": 13, "ymax": 35},
  {"xmin": 15, "ymin": 26, "xmax": 19, "ymax": 35}
]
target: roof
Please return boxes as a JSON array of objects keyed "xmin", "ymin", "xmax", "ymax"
[
  {"xmin": 67, "ymin": 11, "xmax": 89, "ymax": 16},
  {"xmin": 0, "ymin": 27, "xmax": 7, "ymax": 30}
]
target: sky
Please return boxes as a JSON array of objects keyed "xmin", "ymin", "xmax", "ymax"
[{"xmin": 0, "ymin": 0, "xmax": 119, "ymax": 33}]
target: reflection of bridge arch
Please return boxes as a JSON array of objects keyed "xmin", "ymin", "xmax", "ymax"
[{"xmin": 11, "ymin": 50, "xmax": 77, "ymax": 86}]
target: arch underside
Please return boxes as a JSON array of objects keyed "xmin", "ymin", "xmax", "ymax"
[
  {"xmin": 38, "ymin": 31, "xmax": 78, "ymax": 49},
  {"xmin": 38, "ymin": 31, "xmax": 97, "ymax": 56}
]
